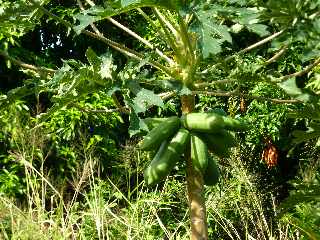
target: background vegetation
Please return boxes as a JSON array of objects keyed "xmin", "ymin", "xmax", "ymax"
[{"xmin": 0, "ymin": 0, "xmax": 320, "ymax": 239}]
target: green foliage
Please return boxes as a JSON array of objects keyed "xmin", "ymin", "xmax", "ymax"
[
  {"xmin": 193, "ymin": 7, "xmax": 232, "ymax": 57},
  {"xmin": 192, "ymin": 2, "xmax": 269, "ymax": 58},
  {"xmin": 244, "ymin": 83, "xmax": 289, "ymax": 144},
  {"xmin": 0, "ymin": 0, "xmax": 320, "ymax": 238},
  {"xmin": 0, "ymin": 0, "xmax": 39, "ymax": 46},
  {"xmin": 0, "ymin": 100, "xmax": 30, "ymax": 196},
  {"xmin": 0, "ymin": 89, "xmax": 123, "ymax": 196},
  {"xmin": 280, "ymin": 159, "xmax": 320, "ymax": 239},
  {"xmin": 74, "ymin": 0, "xmax": 183, "ymax": 34}
]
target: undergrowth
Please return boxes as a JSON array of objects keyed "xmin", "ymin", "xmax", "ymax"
[{"xmin": 0, "ymin": 126, "xmax": 305, "ymax": 239}]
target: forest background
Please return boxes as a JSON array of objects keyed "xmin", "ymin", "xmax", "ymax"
[{"xmin": 0, "ymin": 0, "xmax": 320, "ymax": 239}]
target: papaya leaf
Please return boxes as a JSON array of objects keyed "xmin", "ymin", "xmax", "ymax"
[
  {"xmin": 86, "ymin": 47, "xmax": 102, "ymax": 72},
  {"xmin": 194, "ymin": 9, "xmax": 232, "ymax": 58},
  {"xmin": 292, "ymin": 130, "xmax": 320, "ymax": 144},
  {"xmin": 86, "ymin": 48, "xmax": 116, "ymax": 80},
  {"xmin": 125, "ymin": 94, "xmax": 149, "ymax": 136},
  {"xmin": 133, "ymin": 88, "xmax": 163, "ymax": 113},
  {"xmin": 202, "ymin": 32, "xmax": 221, "ymax": 58},
  {"xmin": 74, "ymin": 13, "xmax": 102, "ymax": 34},
  {"xmin": 278, "ymin": 78, "xmax": 315, "ymax": 102},
  {"xmin": 278, "ymin": 78, "xmax": 302, "ymax": 95},
  {"xmin": 280, "ymin": 183, "xmax": 320, "ymax": 211},
  {"xmin": 288, "ymin": 104, "xmax": 320, "ymax": 120},
  {"xmin": 99, "ymin": 54, "xmax": 117, "ymax": 80},
  {"xmin": 74, "ymin": 0, "xmax": 182, "ymax": 33},
  {"xmin": 246, "ymin": 24, "xmax": 269, "ymax": 37}
]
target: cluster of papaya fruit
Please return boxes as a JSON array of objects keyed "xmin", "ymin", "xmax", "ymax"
[{"xmin": 139, "ymin": 109, "xmax": 248, "ymax": 186}]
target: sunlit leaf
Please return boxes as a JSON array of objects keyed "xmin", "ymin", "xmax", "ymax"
[
  {"xmin": 195, "ymin": 10, "xmax": 232, "ymax": 58},
  {"xmin": 74, "ymin": 14, "xmax": 101, "ymax": 34},
  {"xmin": 246, "ymin": 24, "xmax": 269, "ymax": 37},
  {"xmin": 133, "ymin": 88, "xmax": 163, "ymax": 113}
]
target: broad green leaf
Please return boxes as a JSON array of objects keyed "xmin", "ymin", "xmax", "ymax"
[
  {"xmin": 237, "ymin": 8, "xmax": 260, "ymax": 25},
  {"xmin": 307, "ymin": 73, "xmax": 320, "ymax": 92},
  {"xmin": 302, "ymin": 50, "xmax": 320, "ymax": 62},
  {"xmin": 86, "ymin": 48, "xmax": 116, "ymax": 80},
  {"xmin": 195, "ymin": 10, "xmax": 232, "ymax": 58},
  {"xmin": 133, "ymin": 88, "xmax": 164, "ymax": 113},
  {"xmin": 74, "ymin": 14, "xmax": 101, "ymax": 34},
  {"xmin": 278, "ymin": 78, "xmax": 302, "ymax": 95},
  {"xmin": 202, "ymin": 34, "xmax": 221, "ymax": 58},
  {"xmin": 127, "ymin": 80, "xmax": 141, "ymax": 95},
  {"xmin": 126, "ymin": 92, "xmax": 149, "ymax": 136},
  {"xmin": 204, "ymin": 23, "xmax": 232, "ymax": 44},
  {"xmin": 246, "ymin": 24, "xmax": 269, "ymax": 37},
  {"xmin": 278, "ymin": 78, "xmax": 315, "ymax": 102}
]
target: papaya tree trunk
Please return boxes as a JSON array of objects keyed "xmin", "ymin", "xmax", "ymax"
[{"xmin": 181, "ymin": 95, "xmax": 208, "ymax": 240}]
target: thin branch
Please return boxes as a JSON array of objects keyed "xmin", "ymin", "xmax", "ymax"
[
  {"xmin": 158, "ymin": 91, "xmax": 175, "ymax": 100},
  {"xmin": 202, "ymin": 30, "xmax": 286, "ymax": 73},
  {"xmin": 265, "ymin": 44, "xmax": 288, "ymax": 65},
  {"xmin": 246, "ymin": 95, "xmax": 301, "ymax": 104},
  {"xmin": 274, "ymin": 57, "xmax": 320, "ymax": 82},
  {"xmin": 240, "ymin": 30, "xmax": 284, "ymax": 54},
  {"xmin": 225, "ymin": 30, "xmax": 285, "ymax": 62},
  {"xmin": 107, "ymin": 17, "xmax": 156, "ymax": 49},
  {"xmin": 84, "ymin": 0, "xmax": 94, "ymax": 6},
  {"xmin": 81, "ymin": 0, "xmax": 174, "ymax": 65},
  {"xmin": 198, "ymin": 56, "xmax": 320, "ymax": 88},
  {"xmin": 28, "ymin": 0, "xmax": 173, "ymax": 77},
  {"xmin": 78, "ymin": 0, "xmax": 172, "ymax": 111},
  {"xmin": 106, "ymin": 17, "xmax": 175, "ymax": 65},
  {"xmin": 194, "ymin": 79, "xmax": 236, "ymax": 88},
  {"xmin": 81, "ymin": 30, "xmax": 171, "ymax": 76},
  {"xmin": 155, "ymin": 89, "xmax": 301, "ymax": 104},
  {"xmin": 193, "ymin": 90, "xmax": 302, "ymax": 104},
  {"xmin": 0, "ymin": 50, "xmax": 56, "ymax": 74},
  {"xmin": 56, "ymin": 87, "xmax": 303, "ymax": 115}
]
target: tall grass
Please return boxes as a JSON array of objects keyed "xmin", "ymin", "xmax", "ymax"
[
  {"xmin": 205, "ymin": 150, "xmax": 298, "ymax": 240},
  {"xmin": 0, "ymin": 126, "xmax": 301, "ymax": 239},
  {"xmin": 0, "ymin": 126, "xmax": 190, "ymax": 239}
]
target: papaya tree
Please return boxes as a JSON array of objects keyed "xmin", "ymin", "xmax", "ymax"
[{"xmin": 1, "ymin": 0, "xmax": 320, "ymax": 239}]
